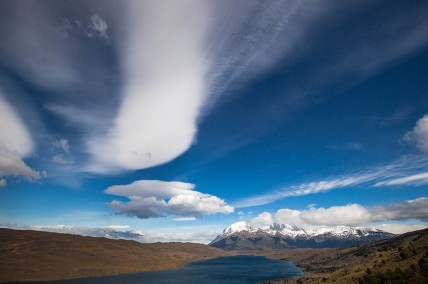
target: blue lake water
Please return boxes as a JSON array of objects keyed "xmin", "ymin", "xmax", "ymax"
[{"xmin": 24, "ymin": 255, "xmax": 304, "ymax": 284}]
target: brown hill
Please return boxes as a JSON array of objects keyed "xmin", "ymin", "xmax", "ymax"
[
  {"xmin": 260, "ymin": 228, "xmax": 428, "ymax": 283},
  {"xmin": 0, "ymin": 228, "xmax": 233, "ymax": 282}
]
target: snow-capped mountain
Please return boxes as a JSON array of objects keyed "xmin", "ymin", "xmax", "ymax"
[{"xmin": 209, "ymin": 221, "xmax": 395, "ymax": 250}]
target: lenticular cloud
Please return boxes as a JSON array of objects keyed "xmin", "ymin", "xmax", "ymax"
[
  {"xmin": 104, "ymin": 180, "xmax": 234, "ymax": 219},
  {"xmin": 87, "ymin": 1, "xmax": 210, "ymax": 172}
]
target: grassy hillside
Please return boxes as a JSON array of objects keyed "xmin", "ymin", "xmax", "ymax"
[
  {"xmin": 261, "ymin": 228, "xmax": 428, "ymax": 283},
  {"xmin": 0, "ymin": 228, "xmax": 233, "ymax": 282}
]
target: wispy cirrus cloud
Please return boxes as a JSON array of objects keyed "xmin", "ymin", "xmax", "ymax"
[
  {"xmin": 235, "ymin": 156, "xmax": 428, "ymax": 208},
  {"xmin": 104, "ymin": 180, "xmax": 234, "ymax": 219},
  {"xmin": 200, "ymin": 1, "xmax": 428, "ymax": 160},
  {"xmin": 375, "ymin": 172, "xmax": 428, "ymax": 187},
  {"xmin": 234, "ymin": 113, "xmax": 428, "ymax": 208}
]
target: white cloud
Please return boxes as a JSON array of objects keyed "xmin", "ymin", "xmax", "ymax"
[
  {"xmin": 105, "ymin": 180, "xmax": 233, "ymax": 219},
  {"xmin": 0, "ymin": 179, "xmax": 6, "ymax": 188},
  {"xmin": 276, "ymin": 204, "xmax": 371, "ymax": 227},
  {"xmin": 172, "ymin": 217, "xmax": 197, "ymax": 222},
  {"xmin": 0, "ymin": 144, "xmax": 41, "ymax": 183},
  {"xmin": 274, "ymin": 197, "xmax": 428, "ymax": 228},
  {"xmin": 373, "ymin": 197, "xmax": 428, "ymax": 222},
  {"xmin": 3, "ymin": 224, "xmax": 218, "ymax": 244},
  {"xmin": 30, "ymin": 225, "xmax": 144, "ymax": 240},
  {"xmin": 87, "ymin": 14, "xmax": 108, "ymax": 39},
  {"xmin": 404, "ymin": 114, "xmax": 428, "ymax": 153},
  {"xmin": 301, "ymin": 204, "xmax": 372, "ymax": 226},
  {"xmin": 370, "ymin": 223, "xmax": 428, "ymax": 235},
  {"xmin": 167, "ymin": 194, "xmax": 233, "ymax": 218},
  {"xmin": 275, "ymin": 209, "xmax": 304, "ymax": 227},
  {"xmin": 0, "ymin": 91, "xmax": 42, "ymax": 186},
  {"xmin": 141, "ymin": 230, "xmax": 218, "ymax": 244},
  {"xmin": 0, "ymin": 95, "xmax": 33, "ymax": 157},
  {"xmin": 105, "ymin": 180, "xmax": 201, "ymax": 199},
  {"xmin": 53, "ymin": 138, "xmax": 70, "ymax": 153},
  {"xmin": 106, "ymin": 225, "xmax": 130, "ymax": 229},
  {"xmin": 109, "ymin": 197, "xmax": 167, "ymax": 218},
  {"xmin": 250, "ymin": 212, "xmax": 274, "ymax": 228},
  {"xmin": 51, "ymin": 138, "xmax": 75, "ymax": 165},
  {"xmin": 60, "ymin": 14, "xmax": 109, "ymax": 41},
  {"xmin": 52, "ymin": 154, "xmax": 74, "ymax": 165}
]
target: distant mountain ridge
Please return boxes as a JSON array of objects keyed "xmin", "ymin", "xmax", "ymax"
[{"xmin": 210, "ymin": 221, "xmax": 395, "ymax": 250}]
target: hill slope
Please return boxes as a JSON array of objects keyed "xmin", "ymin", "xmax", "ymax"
[
  {"xmin": 0, "ymin": 228, "xmax": 233, "ymax": 282},
  {"xmin": 261, "ymin": 228, "xmax": 428, "ymax": 283}
]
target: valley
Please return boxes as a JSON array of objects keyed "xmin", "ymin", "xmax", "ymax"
[{"xmin": 1, "ymin": 227, "xmax": 427, "ymax": 283}]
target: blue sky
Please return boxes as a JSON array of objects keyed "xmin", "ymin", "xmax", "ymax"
[{"xmin": 1, "ymin": 0, "xmax": 428, "ymax": 243}]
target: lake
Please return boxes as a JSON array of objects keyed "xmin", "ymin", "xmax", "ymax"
[{"xmin": 24, "ymin": 255, "xmax": 304, "ymax": 284}]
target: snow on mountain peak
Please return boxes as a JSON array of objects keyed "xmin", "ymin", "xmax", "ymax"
[
  {"xmin": 210, "ymin": 221, "xmax": 396, "ymax": 249},
  {"xmin": 212, "ymin": 221, "xmax": 391, "ymax": 244},
  {"xmin": 223, "ymin": 221, "xmax": 256, "ymax": 235}
]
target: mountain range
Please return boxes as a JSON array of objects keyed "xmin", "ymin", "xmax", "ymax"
[{"xmin": 209, "ymin": 221, "xmax": 395, "ymax": 250}]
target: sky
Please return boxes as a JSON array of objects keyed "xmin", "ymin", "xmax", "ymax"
[{"xmin": 1, "ymin": 0, "xmax": 428, "ymax": 244}]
